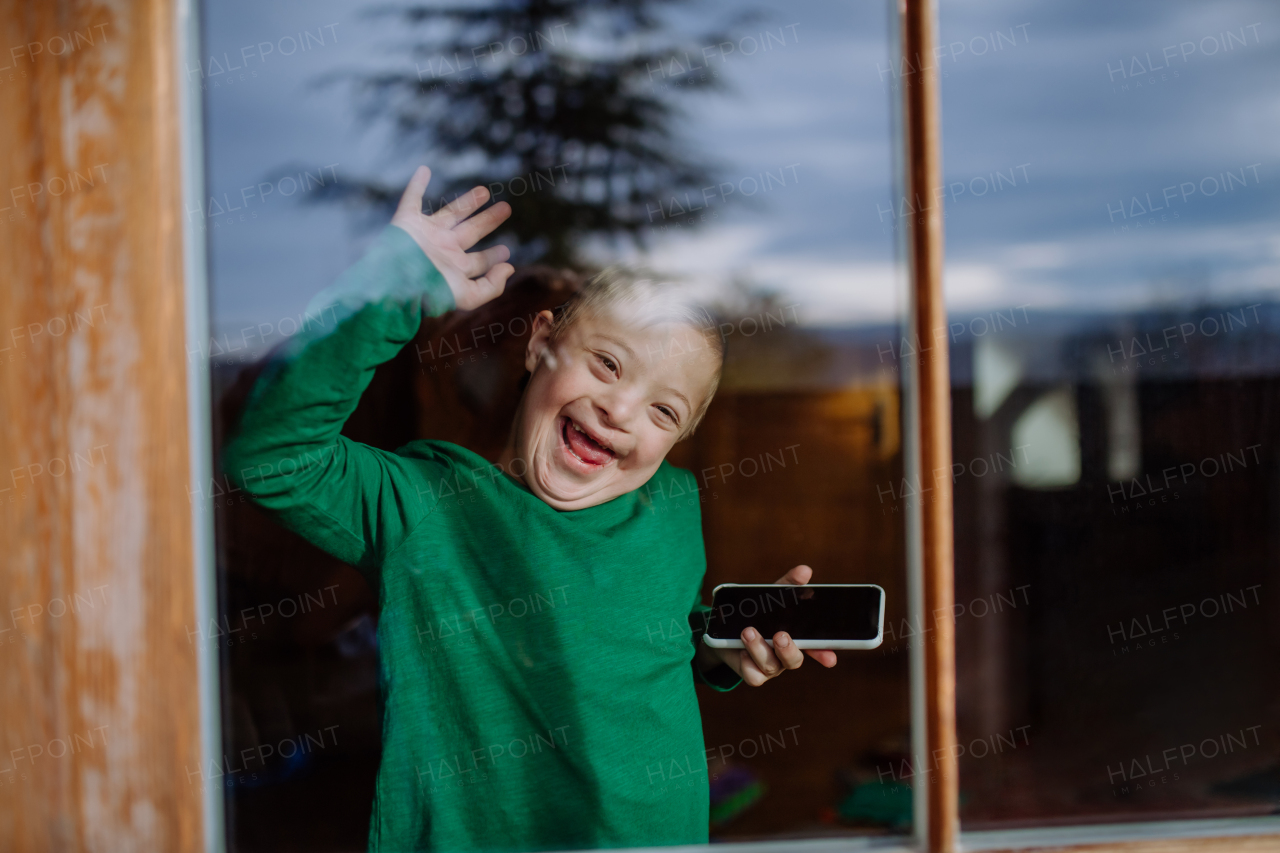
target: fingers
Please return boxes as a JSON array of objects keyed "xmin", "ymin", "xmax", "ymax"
[
  {"xmin": 741, "ymin": 628, "xmax": 777, "ymax": 682},
  {"xmin": 772, "ymin": 632, "xmax": 805, "ymax": 670},
  {"xmin": 774, "ymin": 564, "xmax": 813, "ymax": 585},
  {"xmin": 454, "ymin": 201, "xmax": 512, "ymax": 250},
  {"xmin": 736, "ymin": 652, "xmax": 769, "ymax": 687},
  {"xmin": 736, "ymin": 627, "xmax": 829, "ymax": 686},
  {"xmin": 462, "ymin": 244, "xmax": 511, "ymax": 279},
  {"xmin": 738, "ymin": 627, "xmax": 802, "ymax": 686},
  {"xmin": 806, "ymin": 649, "xmax": 838, "ymax": 668},
  {"xmin": 395, "ymin": 165, "xmax": 432, "ymax": 218},
  {"xmin": 464, "ymin": 262, "xmax": 515, "ymax": 308},
  {"xmin": 431, "ymin": 185, "xmax": 490, "ymax": 228},
  {"xmin": 740, "ymin": 566, "xmax": 821, "ymax": 684}
]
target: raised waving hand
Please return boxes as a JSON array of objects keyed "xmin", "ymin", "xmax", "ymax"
[{"xmin": 390, "ymin": 165, "xmax": 515, "ymax": 310}]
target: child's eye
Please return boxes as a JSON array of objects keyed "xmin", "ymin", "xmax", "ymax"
[
  {"xmin": 656, "ymin": 405, "xmax": 678, "ymax": 424},
  {"xmin": 597, "ymin": 353, "xmax": 618, "ymax": 373}
]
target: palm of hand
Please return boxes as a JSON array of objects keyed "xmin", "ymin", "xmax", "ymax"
[{"xmin": 390, "ymin": 166, "xmax": 514, "ymax": 311}]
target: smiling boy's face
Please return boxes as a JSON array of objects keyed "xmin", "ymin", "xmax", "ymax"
[{"xmin": 500, "ymin": 308, "xmax": 721, "ymax": 511}]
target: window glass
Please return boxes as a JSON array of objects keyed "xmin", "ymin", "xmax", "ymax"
[
  {"xmin": 937, "ymin": 0, "xmax": 1280, "ymax": 827},
  {"xmin": 198, "ymin": 0, "xmax": 910, "ymax": 848}
]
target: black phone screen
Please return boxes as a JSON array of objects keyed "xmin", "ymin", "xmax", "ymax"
[{"xmin": 704, "ymin": 585, "xmax": 883, "ymax": 641}]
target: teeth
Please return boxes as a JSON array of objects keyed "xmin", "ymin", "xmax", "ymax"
[
  {"xmin": 563, "ymin": 419, "xmax": 586, "ymax": 463},
  {"xmin": 565, "ymin": 418, "xmax": 609, "ymax": 462}
]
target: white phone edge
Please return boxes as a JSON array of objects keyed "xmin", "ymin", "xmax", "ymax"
[{"xmin": 700, "ymin": 583, "xmax": 885, "ymax": 650}]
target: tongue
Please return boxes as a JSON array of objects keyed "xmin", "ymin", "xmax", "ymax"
[{"xmin": 566, "ymin": 421, "xmax": 613, "ymax": 465}]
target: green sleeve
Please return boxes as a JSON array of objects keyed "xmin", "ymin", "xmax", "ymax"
[
  {"xmin": 221, "ymin": 225, "xmax": 455, "ymax": 577},
  {"xmin": 689, "ymin": 600, "xmax": 741, "ymax": 692}
]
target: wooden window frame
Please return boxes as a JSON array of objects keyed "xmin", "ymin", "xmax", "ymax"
[{"xmin": 0, "ymin": 0, "xmax": 218, "ymax": 850}]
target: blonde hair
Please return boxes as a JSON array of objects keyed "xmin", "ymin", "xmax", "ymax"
[{"xmin": 550, "ymin": 266, "xmax": 725, "ymax": 438}]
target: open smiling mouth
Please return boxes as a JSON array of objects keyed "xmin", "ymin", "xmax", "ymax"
[{"xmin": 559, "ymin": 416, "xmax": 616, "ymax": 468}]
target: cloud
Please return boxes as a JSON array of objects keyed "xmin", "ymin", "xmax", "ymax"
[{"xmin": 203, "ymin": 0, "xmax": 1280, "ymax": 334}]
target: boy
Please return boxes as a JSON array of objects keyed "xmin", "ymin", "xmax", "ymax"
[{"xmin": 223, "ymin": 166, "xmax": 835, "ymax": 852}]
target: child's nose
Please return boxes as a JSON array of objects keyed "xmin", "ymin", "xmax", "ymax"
[{"xmin": 596, "ymin": 387, "xmax": 644, "ymax": 429}]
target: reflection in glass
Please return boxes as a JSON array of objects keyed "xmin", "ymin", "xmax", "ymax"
[
  {"xmin": 200, "ymin": 0, "xmax": 910, "ymax": 847},
  {"xmin": 938, "ymin": 0, "xmax": 1280, "ymax": 828}
]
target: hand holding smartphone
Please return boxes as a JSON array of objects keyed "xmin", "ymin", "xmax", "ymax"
[{"xmin": 701, "ymin": 583, "xmax": 885, "ymax": 650}]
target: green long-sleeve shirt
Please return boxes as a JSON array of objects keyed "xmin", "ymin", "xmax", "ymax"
[{"xmin": 222, "ymin": 225, "xmax": 737, "ymax": 853}]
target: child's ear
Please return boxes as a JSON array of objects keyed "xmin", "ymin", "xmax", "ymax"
[{"xmin": 525, "ymin": 310, "xmax": 556, "ymax": 372}]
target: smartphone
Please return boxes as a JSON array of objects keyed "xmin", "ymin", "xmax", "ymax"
[{"xmin": 701, "ymin": 583, "xmax": 885, "ymax": 650}]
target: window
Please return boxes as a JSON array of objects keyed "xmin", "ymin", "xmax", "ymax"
[
  {"xmin": 196, "ymin": 0, "xmax": 1280, "ymax": 846},
  {"xmin": 197, "ymin": 0, "xmax": 912, "ymax": 849},
  {"xmin": 7, "ymin": 0, "xmax": 1275, "ymax": 850},
  {"xmin": 934, "ymin": 0, "xmax": 1280, "ymax": 847}
]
